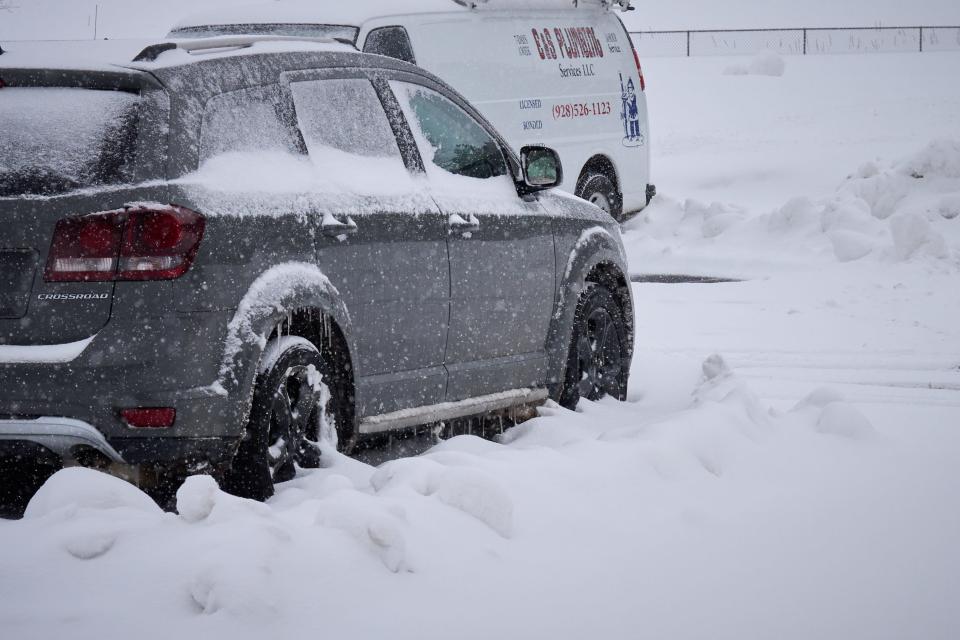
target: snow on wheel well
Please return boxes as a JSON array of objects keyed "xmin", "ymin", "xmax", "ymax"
[
  {"xmin": 217, "ymin": 263, "xmax": 352, "ymax": 389},
  {"xmin": 266, "ymin": 307, "xmax": 353, "ymax": 383}
]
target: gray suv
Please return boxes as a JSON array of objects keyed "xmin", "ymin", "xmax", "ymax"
[{"xmin": 0, "ymin": 38, "xmax": 633, "ymax": 501}]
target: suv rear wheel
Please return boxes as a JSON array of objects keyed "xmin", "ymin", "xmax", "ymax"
[
  {"xmin": 223, "ymin": 337, "xmax": 338, "ymax": 501},
  {"xmin": 559, "ymin": 284, "xmax": 630, "ymax": 409}
]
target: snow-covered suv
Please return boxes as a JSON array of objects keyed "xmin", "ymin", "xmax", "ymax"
[{"xmin": 0, "ymin": 37, "xmax": 633, "ymax": 500}]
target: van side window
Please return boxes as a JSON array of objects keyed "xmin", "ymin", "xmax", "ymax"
[
  {"xmin": 391, "ymin": 82, "xmax": 508, "ymax": 181},
  {"xmin": 289, "ymin": 78, "xmax": 401, "ymax": 159},
  {"xmin": 200, "ymin": 84, "xmax": 298, "ymax": 163},
  {"xmin": 363, "ymin": 26, "xmax": 417, "ymax": 64}
]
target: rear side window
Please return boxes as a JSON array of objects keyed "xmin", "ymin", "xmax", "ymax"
[
  {"xmin": 288, "ymin": 78, "xmax": 410, "ymax": 192},
  {"xmin": 289, "ymin": 78, "xmax": 400, "ymax": 159},
  {"xmin": 200, "ymin": 84, "xmax": 299, "ymax": 163},
  {"xmin": 363, "ymin": 26, "xmax": 417, "ymax": 64},
  {"xmin": 0, "ymin": 87, "xmax": 140, "ymax": 197}
]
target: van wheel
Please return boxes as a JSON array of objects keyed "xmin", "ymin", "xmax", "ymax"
[
  {"xmin": 559, "ymin": 284, "xmax": 630, "ymax": 410},
  {"xmin": 577, "ymin": 173, "xmax": 622, "ymax": 220},
  {"xmin": 223, "ymin": 338, "xmax": 339, "ymax": 501}
]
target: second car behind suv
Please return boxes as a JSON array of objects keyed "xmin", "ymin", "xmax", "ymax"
[{"xmin": 0, "ymin": 37, "xmax": 634, "ymax": 500}]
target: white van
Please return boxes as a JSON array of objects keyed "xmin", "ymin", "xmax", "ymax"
[{"xmin": 170, "ymin": 0, "xmax": 653, "ymax": 220}]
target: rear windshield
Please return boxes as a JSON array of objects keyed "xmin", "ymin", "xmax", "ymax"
[
  {"xmin": 0, "ymin": 87, "xmax": 140, "ymax": 197},
  {"xmin": 169, "ymin": 23, "xmax": 359, "ymax": 43}
]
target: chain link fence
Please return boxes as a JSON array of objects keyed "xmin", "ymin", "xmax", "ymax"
[{"xmin": 631, "ymin": 26, "xmax": 960, "ymax": 58}]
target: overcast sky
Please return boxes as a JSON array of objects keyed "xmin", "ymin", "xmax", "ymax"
[{"xmin": 1, "ymin": 0, "xmax": 959, "ymax": 41}]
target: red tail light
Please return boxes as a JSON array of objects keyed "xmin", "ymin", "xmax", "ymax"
[
  {"xmin": 44, "ymin": 205, "xmax": 205, "ymax": 282},
  {"xmin": 121, "ymin": 407, "xmax": 176, "ymax": 429},
  {"xmin": 118, "ymin": 206, "xmax": 205, "ymax": 280},
  {"xmin": 633, "ymin": 47, "xmax": 646, "ymax": 92},
  {"xmin": 44, "ymin": 212, "xmax": 124, "ymax": 282}
]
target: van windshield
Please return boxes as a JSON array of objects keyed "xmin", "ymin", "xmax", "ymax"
[{"xmin": 0, "ymin": 87, "xmax": 140, "ymax": 197}]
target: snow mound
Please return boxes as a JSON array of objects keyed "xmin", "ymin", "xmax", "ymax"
[
  {"xmin": 723, "ymin": 51, "xmax": 786, "ymax": 77},
  {"xmin": 64, "ymin": 529, "xmax": 119, "ymax": 560},
  {"xmin": 789, "ymin": 388, "xmax": 876, "ymax": 440},
  {"xmin": 25, "ymin": 467, "xmax": 162, "ymax": 518},
  {"xmin": 372, "ymin": 457, "xmax": 514, "ymax": 538},
  {"xmin": 792, "ymin": 386, "xmax": 847, "ymax": 411},
  {"xmin": 889, "ymin": 213, "xmax": 949, "ymax": 260},
  {"xmin": 624, "ymin": 139, "xmax": 960, "ymax": 275},
  {"xmin": 694, "ymin": 354, "xmax": 770, "ymax": 429},
  {"xmin": 939, "ymin": 194, "xmax": 960, "ymax": 220},
  {"xmin": 314, "ymin": 491, "xmax": 410, "ymax": 573},
  {"xmin": 429, "ymin": 467, "xmax": 514, "ymax": 539},
  {"xmin": 816, "ymin": 402, "xmax": 877, "ymax": 440},
  {"xmin": 898, "ymin": 139, "xmax": 960, "ymax": 180}
]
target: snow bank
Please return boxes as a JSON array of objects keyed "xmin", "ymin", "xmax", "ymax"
[
  {"xmin": 24, "ymin": 467, "xmax": 162, "ymax": 518},
  {"xmin": 624, "ymin": 138, "xmax": 960, "ymax": 276},
  {"xmin": 2, "ymin": 346, "xmax": 957, "ymax": 638}
]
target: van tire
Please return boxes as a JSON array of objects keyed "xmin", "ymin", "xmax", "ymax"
[{"xmin": 577, "ymin": 173, "xmax": 622, "ymax": 220}]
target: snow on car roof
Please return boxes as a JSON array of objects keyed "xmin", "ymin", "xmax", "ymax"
[
  {"xmin": 0, "ymin": 38, "xmax": 356, "ymax": 73},
  {"xmin": 128, "ymin": 37, "xmax": 357, "ymax": 69},
  {"xmin": 171, "ymin": 0, "xmax": 630, "ymax": 32},
  {"xmin": 0, "ymin": 39, "xmax": 153, "ymax": 72}
]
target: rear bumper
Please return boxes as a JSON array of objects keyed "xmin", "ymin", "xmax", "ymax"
[
  {"xmin": 0, "ymin": 417, "xmax": 240, "ymax": 466},
  {"xmin": 0, "ymin": 417, "xmax": 124, "ymax": 462},
  {"xmin": 0, "ymin": 309, "xmax": 250, "ymax": 440}
]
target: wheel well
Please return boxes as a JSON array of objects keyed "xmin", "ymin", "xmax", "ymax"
[
  {"xmin": 585, "ymin": 262, "xmax": 634, "ymax": 352},
  {"xmin": 266, "ymin": 307, "xmax": 356, "ymax": 438},
  {"xmin": 576, "ymin": 155, "xmax": 619, "ymax": 194}
]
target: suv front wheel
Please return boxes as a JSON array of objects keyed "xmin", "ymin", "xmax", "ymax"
[{"xmin": 559, "ymin": 284, "xmax": 630, "ymax": 409}]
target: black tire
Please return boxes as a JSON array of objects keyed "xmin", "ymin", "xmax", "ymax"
[
  {"xmin": 222, "ymin": 338, "xmax": 343, "ymax": 501},
  {"xmin": 577, "ymin": 173, "xmax": 622, "ymax": 220},
  {"xmin": 559, "ymin": 284, "xmax": 630, "ymax": 410}
]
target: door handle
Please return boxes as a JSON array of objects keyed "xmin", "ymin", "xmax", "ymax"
[
  {"xmin": 321, "ymin": 213, "xmax": 358, "ymax": 237},
  {"xmin": 448, "ymin": 213, "xmax": 480, "ymax": 234}
]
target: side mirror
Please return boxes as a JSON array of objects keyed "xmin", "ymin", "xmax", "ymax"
[{"xmin": 520, "ymin": 146, "xmax": 563, "ymax": 190}]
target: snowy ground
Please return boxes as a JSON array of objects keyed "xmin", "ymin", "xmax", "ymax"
[{"xmin": 2, "ymin": 51, "xmax": 960, "ymax": 639}]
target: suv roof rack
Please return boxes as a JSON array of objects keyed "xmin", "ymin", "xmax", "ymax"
[{"xmin": 132, "ymin": 34, "xmax": 355, "ymax": 63}]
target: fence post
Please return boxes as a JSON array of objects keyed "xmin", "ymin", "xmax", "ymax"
[
  {"xmin": 803, "ymin": 28, "xmax": 807, "ymax": 54},
  {"xmin": 686, "ymin": 30, "xmax": 691, "ymax": 56},
  {"xmin": 919, "ymin": 26, "xmax": 924, "ymax": 52}
]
